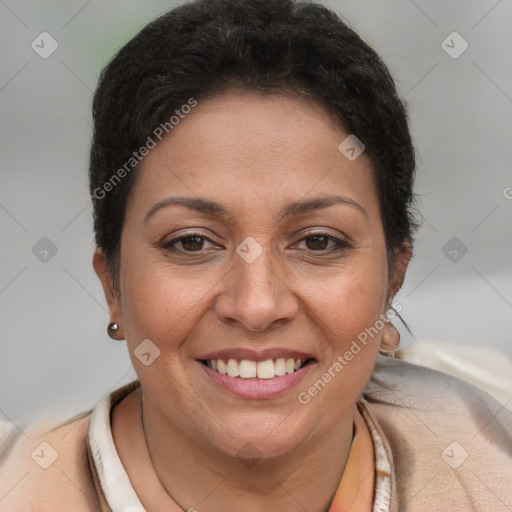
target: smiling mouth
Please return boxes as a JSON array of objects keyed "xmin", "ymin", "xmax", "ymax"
[{"xmin": 199, "ymin": 357, "xmax": 316, "ymax": 379}]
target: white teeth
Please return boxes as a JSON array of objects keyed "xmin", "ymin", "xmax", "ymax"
[
  {"xmin": 217, "ymin": 359, "xmax": 227, "ymax": 375},
  {"xmin": 239, "ymin": 359, "xmax": 257, "ymax": 378},
  {"xmin": 257, "ymin": 359, "xmax": 275, "ymax": 379},
  {"xmin": 274, "ymin": 358, "xmax": 287, "ymax": 376},
  {"xmin": 226, "ymin": 359, "xmax": 240, "ymax": 377},
  {"xmin": 206, "ymin": 357, "xmax": 307, "ymax": 379}
]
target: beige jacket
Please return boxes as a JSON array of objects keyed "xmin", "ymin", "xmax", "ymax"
[{"xmin": 1, "ymin": 355, "xmax": 511, "ymax": 511}]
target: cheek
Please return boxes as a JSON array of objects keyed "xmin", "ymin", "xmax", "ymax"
[
  {"xmin": 301, "ymin": 253, "xmax": 387, "ymax": 386},
  {"xmin": 304, "ymin": 255, "xmax": 387, "ymax": 340},
  {"xmin": 302, "ymin": 287, "xmax": 383, "ymax": 407},
  {"xmin": 119, "ymin": 256, "xmax": 221, "ymax": 351}
]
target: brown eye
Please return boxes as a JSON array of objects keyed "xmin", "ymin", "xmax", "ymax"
[
  {"xmin": 295, "ymin": 232, "xmax": 350, "ymax": 254},
  {"xmin": 162, "ymin": 232, "xmax": 217, "ymax": 253},
  {"xmin": 305, "ymin": 234, "xmax": 330, "ymax": 251},
  {"xmin": 179, "ymin": 235, "xmax": 205, "ymax": 251}
]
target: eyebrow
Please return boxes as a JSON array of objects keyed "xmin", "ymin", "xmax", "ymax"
[{"xmin": 144, "ymin": 194, "xmax": 368, "ymax": 223}]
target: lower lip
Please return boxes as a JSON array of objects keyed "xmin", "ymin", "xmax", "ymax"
[{"xmin": 197, "ymin": 361, "xmax": 316, "ymax": 399}]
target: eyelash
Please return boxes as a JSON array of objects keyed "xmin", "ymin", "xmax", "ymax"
[{"xmin": 161, "ymin": 230, "xmax": 351, "ymax": 256}]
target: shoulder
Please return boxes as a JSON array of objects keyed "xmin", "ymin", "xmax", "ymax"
[
  {"xmin": 0, "ymin": 410, "xmax": 101, "ymax": 512},
  {"xmin": 395, "ymin": 338, "xmax": 512, "ymax": 411},
  {"xmin": 364, "ymin": 355, "xmax": 512, "ymax": 511},
  {"xmin": 368, "ymin": 354, "xmax": 512, "ymax": 432}
]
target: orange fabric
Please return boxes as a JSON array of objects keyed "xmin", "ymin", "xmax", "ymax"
[{"xmin": 328, "ymin": 402, "xmax": 375, "ymax": 511}]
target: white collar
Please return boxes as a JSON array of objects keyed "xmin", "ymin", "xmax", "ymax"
[{"xmin": 88, "ymin": 380, "xmax": 146, "ymax": 512}]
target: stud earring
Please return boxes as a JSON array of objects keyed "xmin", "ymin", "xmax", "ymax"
[{"xmin": 107, "ymin": 322, "xmax": 119, "ymax": 340}]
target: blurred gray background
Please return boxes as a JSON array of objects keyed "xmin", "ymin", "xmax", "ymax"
[{"xmin": 1, "ymin": 0, "xmax": 511, "ymax": 424}]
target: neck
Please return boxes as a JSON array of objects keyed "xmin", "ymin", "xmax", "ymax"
[{"xmin": 139, "ymin": 390, "xmax": 357, "ymax": 512}]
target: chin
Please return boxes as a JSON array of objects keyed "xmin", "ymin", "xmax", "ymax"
[{"xmin": 199, "ymin": 410, "xmax": 311, "ymax": 462}]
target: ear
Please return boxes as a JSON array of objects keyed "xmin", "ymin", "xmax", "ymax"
[
  {"xmin": 387, "ymin": 242, "xmax": 413, "ymax": 304},
  {"xmin": 93, "ymin": 248, "xmax": 125, "ymax": 338}
]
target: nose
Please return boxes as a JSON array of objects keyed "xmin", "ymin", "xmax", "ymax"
[{"xmin": 213, "ymin": 246, "xmax": 299, "ymax": 332}]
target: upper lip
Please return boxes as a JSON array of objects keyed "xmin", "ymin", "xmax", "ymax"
[{"xmin": 197, "ymin": 348, "xmax": 317, "ymax": 362}]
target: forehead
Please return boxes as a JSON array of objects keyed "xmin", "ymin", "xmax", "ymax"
[{"xmin": 127, "ymin": 90, "xmax": 380, "ymax": 222}]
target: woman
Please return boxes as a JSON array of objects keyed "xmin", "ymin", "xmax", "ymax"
[{"xmin": 1, "ymin": 0, "xmax": 511, "ymax": 510}]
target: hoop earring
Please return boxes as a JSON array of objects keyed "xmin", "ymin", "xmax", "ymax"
[{"xmin": 107, "ymin": 322, "xmax": 119, "ymax": 340}]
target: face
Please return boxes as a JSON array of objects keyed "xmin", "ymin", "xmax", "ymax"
[{"xmin": 95, "ymin": 90, "xmax": 410, "ymax": 460}]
